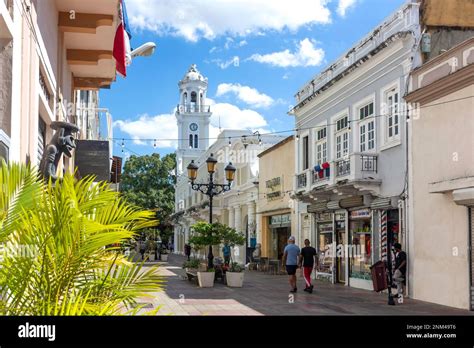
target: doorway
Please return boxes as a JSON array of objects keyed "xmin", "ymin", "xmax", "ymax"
[
  {"xmin": 336, "ymin": 224, "xmax": 346, "ymax": 283},
  {"xmin": 276, "ymin": 227, "xmax": 290, "ymax": 260}
]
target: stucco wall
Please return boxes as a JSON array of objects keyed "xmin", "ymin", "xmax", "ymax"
[
  {"xmin": 0, "ymin": 38, "xmax": 12, "ymax": 137},
  {"xmin": 410, "ymin": 86, "xmax": 474, "ymax": 309}
]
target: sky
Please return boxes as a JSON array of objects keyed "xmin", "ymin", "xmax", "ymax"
[{"xmin": 101, "ymin": 0, "xmax": 406, "ymax": 160}]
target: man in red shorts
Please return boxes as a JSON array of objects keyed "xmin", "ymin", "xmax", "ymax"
[{"xmin": 299, "ymin": 239, "xmax": 318, "ymax": 293}]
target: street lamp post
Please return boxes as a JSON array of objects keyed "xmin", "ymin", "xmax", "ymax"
[{"xmin": 187, "ymin": 154, "xmax": 236, "ymax": 270}]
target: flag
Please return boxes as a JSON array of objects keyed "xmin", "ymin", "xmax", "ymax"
[{"xmin": 113, "ymin": 0, "xmax": 132, "ymax": 77}]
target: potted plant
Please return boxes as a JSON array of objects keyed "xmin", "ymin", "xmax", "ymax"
[
  {"xmin": 189, "ymin": 222, "xmax": 224, "ymax": 288},
  {"xmin": 219, "ymin": 224, "xmax": 246, "ymax": 287},
  {"xmin": 197, "ymin": 268, "xmax": 215, "ymax": 287},
  {"xmin": 226, "ymin": 262, "xmax": 244, "ymax": 287},
  {"xmin": 160, "ymin": 247, "xmax": 169, "ymax": 261}
]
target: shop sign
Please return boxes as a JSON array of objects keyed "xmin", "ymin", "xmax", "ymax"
[
  {"xmin": 316, "ymin": 212, "xmax": 332, "ymax": 222},
  {"xmin": 350, "ymin": 208, "xmax": 371, "ymax": 218},
  {"xmin": 318, "ymin": 223, "xmax": 333, "ymax": 233},
  {"xmin": 266, "ymin": 177, "xmax": 282, "ymax": 201},
  {"xmin": 281, "ymin": 214, "xmax": 291, "ymax": 224},
  {"xmin": 271, "ymin": 214, "xmax": 291, "ymax": 226},
  {"xmin": 270, "ymin": 215, "xmax": 281, "ymax": 225}
]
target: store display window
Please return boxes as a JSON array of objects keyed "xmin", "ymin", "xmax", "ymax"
[{"xmin": 349, "ymin": 208, "xmax": 372, "ymax": 280}]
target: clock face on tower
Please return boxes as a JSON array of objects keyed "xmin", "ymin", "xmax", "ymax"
[{"xmin": 189, "ymin": 123, "xmax": 198, "ymax": 131}]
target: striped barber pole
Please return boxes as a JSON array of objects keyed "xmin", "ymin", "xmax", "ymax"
[{"xmin": 381, "ymin": 210, "xmax": 387, "ymax": 261}]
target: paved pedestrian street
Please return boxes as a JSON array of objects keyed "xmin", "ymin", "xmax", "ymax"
[{"xmin": 135, "ymin": 255, "xmax": 472, "ymax": 316}]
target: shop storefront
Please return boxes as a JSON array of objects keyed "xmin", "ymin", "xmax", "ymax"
[
  {"xmin": 268, "ymin": 213, "xmax": 292, "ymax": 260},
  {"xmin": 315, "ymin": 212, "xmax": 334, "ymax": 281},
  {"xmin": 349, "ymin": 208, "xmax": 373, "ymax": 289},
  {"xmin": 334, "ymin": 211, "xmax": 347, "ymax": 284}
]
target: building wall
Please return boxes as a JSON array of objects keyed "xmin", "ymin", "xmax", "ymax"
[
  {"xmin": 257, "ymin": 137, "xmax": 297, "ymax": 254},
  {"xmin": 410, "ymin": 86, "xmax": 473, "ymax": 309},
  {"xmin": 0, "ymin": 38, "xmax": 12, "ymax": 138},
  {"xmin": 295, "ymin": 37, "xmax": 414, "ymax": 197}
]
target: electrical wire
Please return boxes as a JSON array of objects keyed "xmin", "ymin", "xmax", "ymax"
[{"xmin": 110, "ymin": 95, "xmax": 473, "ymax": 144}]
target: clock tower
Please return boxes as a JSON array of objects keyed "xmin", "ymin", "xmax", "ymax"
[{"xmin": 175, "ymin": 64, "xmax": 211, "ymax": 175}]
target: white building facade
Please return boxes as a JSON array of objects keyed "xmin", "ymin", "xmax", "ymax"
[{"xmin": 291, "ymin": 1, "xmax": 422, "ymax": 290}]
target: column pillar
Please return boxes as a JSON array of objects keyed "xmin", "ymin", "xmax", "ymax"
[
  {"xmin": 228, "ymin": 207, "xmax": 235, "ymax": 228},
  {"xmin": 234, "ymin": 205, "xmax": 243, "ymax": 263},
  {"xmin": 256, "ymin": 212, "xmax": 262, "ymax": 244},
  {"xmin": 234, "ymin": 205, "xmax": 242, "ymax": 232}
]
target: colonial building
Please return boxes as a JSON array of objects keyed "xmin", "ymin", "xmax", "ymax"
[
  {"xmin": 257, "ymin": 136, "xmax": 297, "ymax": 261},
  {"xmin": 172, "ymin": 65, "xmax": 284, "ymax": 264},
  {"xmin": 290, "ymin": 1, "xmax": 421, "ymax": 290},
  {"xmin": 0, "ymin": 0, "xmax": 122, "ymax": 178},
  {"xmin": 405, "ymin": 0, "xmax": 474, "ymax": 310}
]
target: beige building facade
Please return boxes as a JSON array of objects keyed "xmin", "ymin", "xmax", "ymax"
[
  {"xmin": 0, "ymin": 0, "xmax": 119, "ymax": 174},
  {"xmin": 257, "ymin": 136, "xmax": 297, "ymax": 260},
  {"xmin": 406, "ymin": 37, "xmax": 474, "ymax": 310}
]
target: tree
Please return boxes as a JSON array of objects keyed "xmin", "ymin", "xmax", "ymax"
[
  {"xmin": 188, "ymin": 222, "xmax": 245, "ymax": 269},
  {"xmin": 120, "ymin": 153, "xmax": 176, "ymax": 242},
  {"xmin": 0, "ymin": 161, "xmax": 163, "ymax": 315}
]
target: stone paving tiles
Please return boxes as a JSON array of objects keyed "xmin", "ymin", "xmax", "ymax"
[{"xmin": 136, "ymin": 254, "xmax": 473, "ymax": 316}]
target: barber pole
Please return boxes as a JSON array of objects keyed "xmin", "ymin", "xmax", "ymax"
[{"xmin": 381, "ymin": 210, "xmax": 387, "ymax": 261}]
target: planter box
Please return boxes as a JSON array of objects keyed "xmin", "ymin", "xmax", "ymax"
[
  {"xmin": 226, "ymin": 272, "xmax": 244, "ymax": 287},
  {"xmin": 161, "ymin": 254, "xmax": 169, "ymax": 262},
  {"xmin": 148, "ymin": 253, "xmax": 155, "ymax": 261},
  {"xmin": 197, "ymin": 271, "xmax": 215, "ymax": 288}
]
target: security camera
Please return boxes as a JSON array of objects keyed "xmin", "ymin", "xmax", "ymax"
[{"xmin": 131, "ymin": 42, "xmax": 156, "ymax": 58}]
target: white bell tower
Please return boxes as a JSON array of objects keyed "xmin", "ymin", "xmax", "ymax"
[{"xmin": 175, "ymin": 64, "xmax": 211, "ymax": 175}]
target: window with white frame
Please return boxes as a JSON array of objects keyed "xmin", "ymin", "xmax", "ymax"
[
  {"xmin": 335, "ymin": 116, "xmax": 349, "ymax": 159},
  {"xmin": 316, "ymin": 127, "xmax": 327, "ymax": 165},
  {"xmin": 359, "ymin": 102, "xmax": 375, "ymax": 152},
  {"xmin": 386, "ymin": 88, "xmax": 400, "ymax": 142}
]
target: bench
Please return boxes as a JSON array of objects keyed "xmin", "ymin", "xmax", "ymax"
[{"xmin": 185, "ymin": 269, "xmax": 198, "ymax": 284}]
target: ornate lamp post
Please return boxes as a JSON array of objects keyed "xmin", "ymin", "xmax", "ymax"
[{"xmin": 187, "ymin": 154, "xmax": 236, "ymax": 269}]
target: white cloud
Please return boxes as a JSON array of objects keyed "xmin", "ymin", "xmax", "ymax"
[
  {"xmin": 239, "ymin": 40, "xmax": 248, "ymax": 47},
  {"xmin": 337, "ymin": 0, "xmax": 357, "ymax": 17},
  {"xmin": 113, "ymin": 100, "xmax": 268, "ymax": 148},
  {"xmin": 216, "ymin": 83, "xmax": 274, "ymax": 108},
  {"xmin": 127, "ymin": 0, "xmax": 331, "ymax": 42},
  {"xmin": 247, "ymin": 38, "xmax": 325, "ymax": 67},
  {"xmin": 113, "ymin": 113, "xmax": 178, "ymax": 148},
  {"xmin": 212, "ymin": 56, "xmax": 240, "ymax": 69}
]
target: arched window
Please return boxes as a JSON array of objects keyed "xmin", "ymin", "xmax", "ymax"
[
  {"xmin": 194, "ymin": 134, "xmax": 199, "ymax": 148},
  {"xmin": 191, "ymin": 91, "xmax": 197, "ymax": 103},
  {"xmin": 189, "ymin": 134, "xmax": 193, "ymax": 148},
  {"xmin": 183, "ymin": 92, "xmax": 188, "ymax": 105}
]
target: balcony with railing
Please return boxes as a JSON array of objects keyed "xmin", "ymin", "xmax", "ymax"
[
  {"xmin": 176, "ymin": 104, "xmax": 211, "ymax": 114},
  {"xmin": 296, "ymin": 171, "xmax": 308, "ymax": 190},
  {"xmin": 335, "ymin": 153, "xmax": 379, "ymax": 181},
  {"xmin": 312, "ymin": 167, "xmax": 330, "ymax": 184}
]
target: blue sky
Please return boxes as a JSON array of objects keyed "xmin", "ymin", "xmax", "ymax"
[{"xmin": 101, "ymin": 0, "xmax": 406, "ymax": 159}]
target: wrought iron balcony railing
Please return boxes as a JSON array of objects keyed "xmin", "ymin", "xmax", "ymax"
[
  {"xmin": 312, "ymin": 169, "xmax": 330, "ymax": 184},
  {"xmin": 361, "ymin": 155, "xmax": 378, "ymax": 173},
  {"xmin": 297, "ymin": 172, "xmax": 307, "ymax": 189},
  {"xmin": 335, "ymin": 159, "xmax": 351, "ymax": 177}
]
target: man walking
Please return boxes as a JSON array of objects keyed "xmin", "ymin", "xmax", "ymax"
[
  {"xmin": 299, "ymin": 239, "xmax": 318, "ymax": 293},
  {"xmin": 393, "ymin": 243, "xmax": 406, "ymax": 298},
  {"xmin": 282, "ymin": 236, "xmax": 300, "ymax": 293}
]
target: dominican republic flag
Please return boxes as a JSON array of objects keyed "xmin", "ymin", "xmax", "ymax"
[{"xmin": 113, "ymin": 0, "xmax": 132, "ymax": 77}]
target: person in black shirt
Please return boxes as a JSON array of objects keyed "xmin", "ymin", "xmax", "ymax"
[
  {"xmin": 393, "ymin": 243, "xmax": 406, "ymax": 298},
  {"xmin": 299, "ymin": 239, "xmax": 318, "ymax": 293}
]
